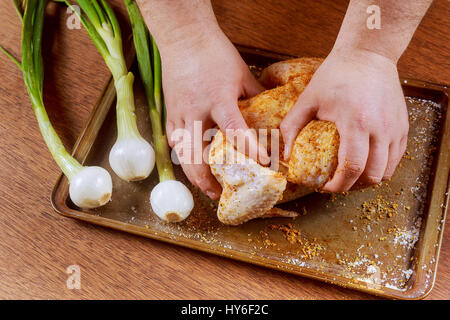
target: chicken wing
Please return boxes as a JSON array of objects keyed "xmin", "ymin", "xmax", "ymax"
[{"xmin": 209, "ymin": 130, "xmax": 291, "ymax": 225}]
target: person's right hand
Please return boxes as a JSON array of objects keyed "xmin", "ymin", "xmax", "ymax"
[
  {"xmin": 280, "ymin": 49, "xmax": 409, "ymax": 192},
  {"xmin": 158, "ymin": 25, "xmax": 267, "ymax": 200}
]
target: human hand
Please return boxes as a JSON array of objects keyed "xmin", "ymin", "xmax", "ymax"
[
  {"xmin": 280, "ymin": 49, "xmax": 409, "ymax": 192},
  {"xmin": 159, "ymin": 26, "xmax": 267, "ymax": 200}
]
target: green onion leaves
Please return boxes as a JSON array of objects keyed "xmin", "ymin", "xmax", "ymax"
[
  {"xmin": 68, "ymin": 0, "xmax": 155, "ymax": 181},
  {"xmin": 3, "ymin": 0, "xmax": 112, "ymax": 209}
]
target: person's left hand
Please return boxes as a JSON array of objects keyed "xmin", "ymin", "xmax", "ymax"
[{"xmin": 159, "ymin": 25, "xmax": 267, "ymax": 200}]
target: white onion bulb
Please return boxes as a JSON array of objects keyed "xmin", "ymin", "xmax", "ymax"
[
  {"xmin": 150, "ymin": 180, "xmax": 194, "ymax": 222},
  {"xmin": 109, "ymin": 137, "xmax": 155, "ymax": 181},
  {"xmin": 69, "ymin": 166, "xmax": 112, "ymax": 209}
]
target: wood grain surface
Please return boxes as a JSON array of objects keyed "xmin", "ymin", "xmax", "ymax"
[{"xmin": 0, "ymin": 0, "xmax": 448, "ymax": 300}]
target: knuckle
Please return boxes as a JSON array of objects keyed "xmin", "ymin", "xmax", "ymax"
[
  {"xmin": 370, "ymin": 118, "xmax": 392, "ymax": 137},
  {"xmin": 352, "ymin": 112, "xmax": 368, "ymax": 132},
  {"xmin": 183, "ymin": 104, "xmax": 201, "ymax": 116},
  {"xmin": 380, "ymin": 120, "xmax": 392, "ymax": 133},
  {"xmin": 219, "ymin": 116, "xmax": 242, "ymax": 131}
]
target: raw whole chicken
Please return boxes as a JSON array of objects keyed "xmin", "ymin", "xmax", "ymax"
[{"xmin": 209, "ymin": 58, "xmax": 340, "ymax": 225}]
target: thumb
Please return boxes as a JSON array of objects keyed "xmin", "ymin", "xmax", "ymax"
[
  {"xmin": 211, "ymin": 102, "xmax": 270, "ymax": 164},
  {"xmin": 280, "ymin": 88, "xmax": 317, "ymax": 160}
]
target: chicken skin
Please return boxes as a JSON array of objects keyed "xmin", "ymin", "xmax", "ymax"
[
  {"xmin": 209, "ymin": 58, "xmax": 340, "ymax": 225},
  {"xmin": 259, "ymin": 57, "xmax": 323, "ymax": 89},
  {"xmin": 210, "ymin": 130, "xmax": 296, "ymax": 225}
]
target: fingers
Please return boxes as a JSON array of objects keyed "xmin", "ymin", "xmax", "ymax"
[
  {"xmin": 176, "ymin": 120, "xmax": 222, "ymax": 200},
  {"xmin": 280, "ymin": 89, "xmax": 317, "ymax": 160},
  {"xmin": 166, "ymin": 118, "xmax": 183, "ymax": 148},
  {"xmin": 383, "ymin": 142, "xmax": 399, "ymax": 180},
  {"xmin": 356, "ymin": 137, "xmax": 389, "ymax": 187},
  {"xmin": 166, "ymin": 115, "xmax": 221, "ymax": 200},
  {"xmin": 383, "ymin": 135, "xmax": 408, "ymax": 179},
  {"xmin": 326, "ymin": 132, "xmax": 406, "ymax": 192},
  {"xmin": 322, "ymin": 128, "xmax": 369, "ymax": 193},
  {"xmin": 325, "ymin": 132, "xmax": 406, "ymax": 192},
  {"xmin": 211, "ymin": 102, "xmax": 270, "ymax": 164},
  {"xmin": 180, "ymin": 160, "xmax": 221, "ymax": 200}
]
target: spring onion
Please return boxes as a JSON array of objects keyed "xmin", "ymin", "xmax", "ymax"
[
  {"xmin": 124, "ymin": 0, "xmax": 194, "ymax": 222},
  {"xmin": 65, "ymin": 0, "xmax": 155, "ymax": 182},
  {"xmin": 1, "ymin": 0, "xmax": 112, "ymax": 209}
]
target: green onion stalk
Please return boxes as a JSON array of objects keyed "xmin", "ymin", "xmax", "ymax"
[
  {"xmin": 64, "ymin": 0, "xmax": 155, "ymax": 182},
  {"xmin": 124, "ymin": 0, "xmax": 193, "ymax": 222},
  {"xmin": 1, "ymin": 0, "xmax": 112, "ymax": 209}
]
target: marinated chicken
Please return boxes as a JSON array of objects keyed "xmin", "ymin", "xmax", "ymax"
[
  {"xmin": 287, "ymin": 120, "xmax": 339, "ymax": 189},
  {"xmin": 259, "ymin": 57, "xmax": 323, "ymax": 89},
  {"xmin": 209, "ymin": 58, "xmax": 340, "ymax": 225},
  {"xmin": 210, "ymin": 130, "xmax": 296, "ymax": 225}
]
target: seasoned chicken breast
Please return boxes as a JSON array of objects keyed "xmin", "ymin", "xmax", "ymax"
[{"xmin": 209, "ymin": 58, "xmax": 340, "ymax": 225}]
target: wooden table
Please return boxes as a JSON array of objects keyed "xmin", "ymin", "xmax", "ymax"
[{"xmin": 0, "ymin": 0, "xmax": 448, "ymax": 299}]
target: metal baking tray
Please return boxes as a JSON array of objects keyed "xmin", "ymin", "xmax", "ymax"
[{"xmin": 52, "ymin": 45, "xmax": 449, "ymax": 299}]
